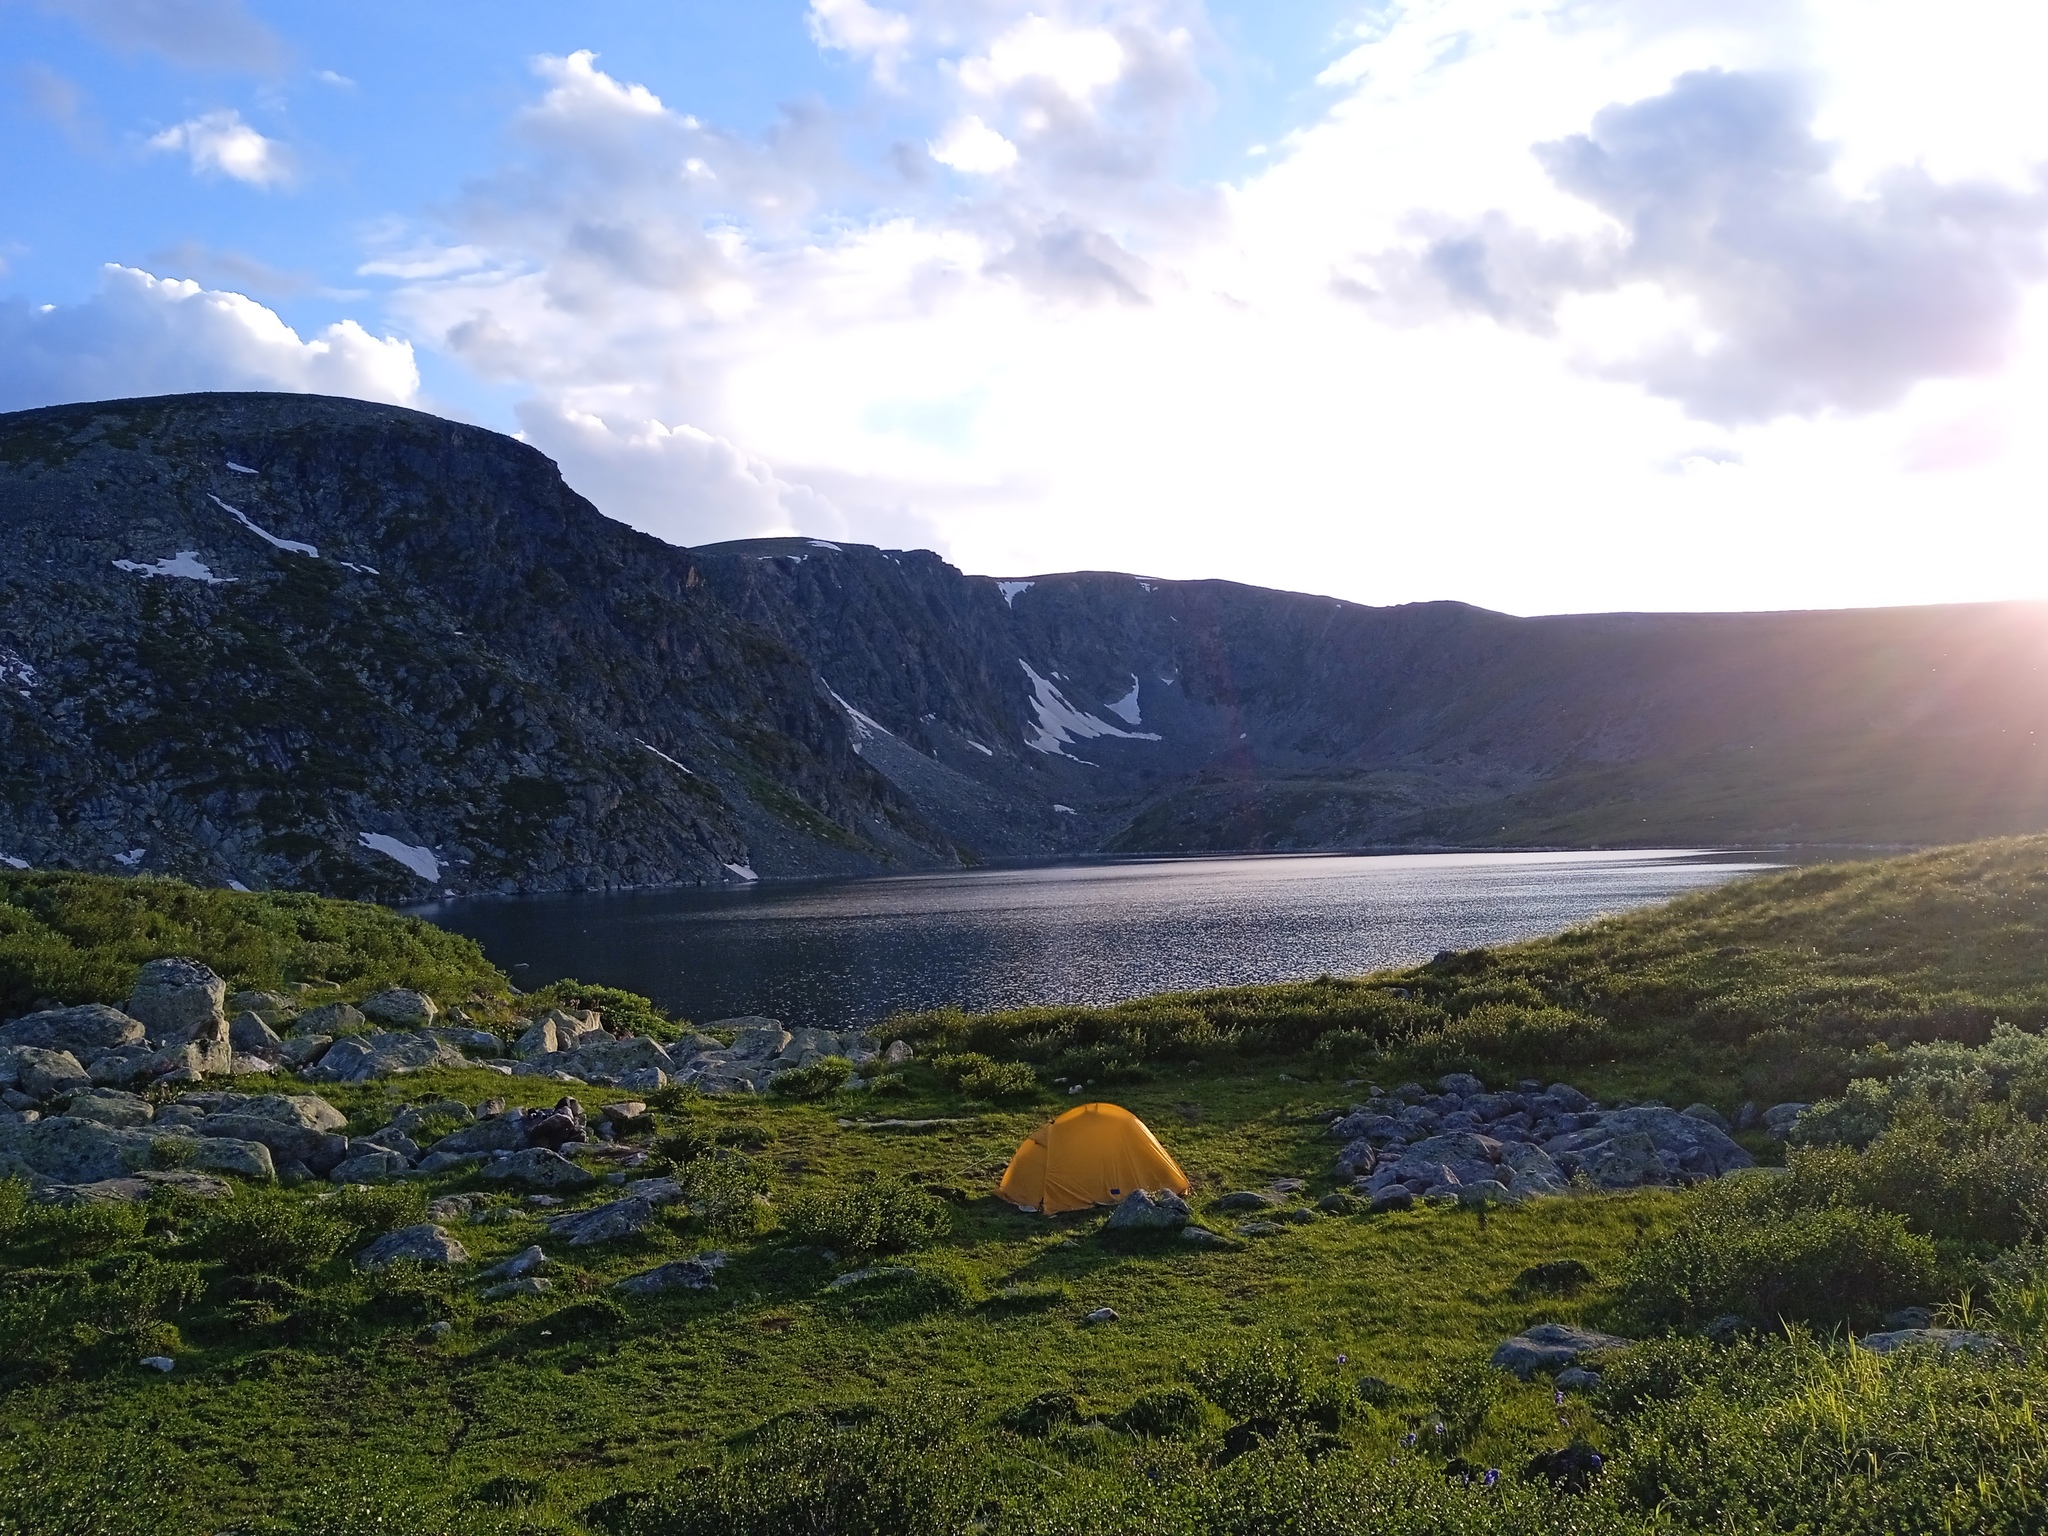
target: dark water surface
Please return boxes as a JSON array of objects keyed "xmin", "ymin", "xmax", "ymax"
[{"xmin": 413, "ymin": 849, "xmax": 1780, "ymax": 1030}]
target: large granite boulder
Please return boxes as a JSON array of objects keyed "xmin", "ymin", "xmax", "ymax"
[
  {"xmin": 303, "ymin": 1031, "xmax": 468, "ymax": 1083},
  {"xmin": 235, "ymin": 1093, "xmax": 348, "ymax": 1132},
  {"xmin": 544, "ymin": 1195, "xmax": 662, "ymax": 1246},
  {"xmin": 229, "ymin": 1012, "xmax": 285, "ymax": 1057},
  {"xmin": 195, "ymin": 1114, "xmax": 349, "ymax": 1175},
  {"xmin": 293, "ymin": 1002, "xmax": 365, "ymax": 1038},
  {"xmin": 0, "ymin": 1004, "xmax": 146, "ymax": 1060},
  {"xmin": 432, "ymin": 1113, "xmax": 529, "ymax": 1156},
  {"xmin": 358, "ymin": 1223, "xmax": 468, "ymax": 1270},
  {"xmin": 2, "ymin": 1115, "xmax": 161, "ymax": 1182},
  {"xmin": 562, "ymin": 1036, "xmax": 673, "ymax": 1082},
  {"xmin": 63, "ymin": 1088, "xmax": 153, "ymax": 1128},
  {"xmin": 615, "ymin": 1252, "xmax": 727, "ymax": 1295},
  {"xmin": 181, "ymin": 1136, "xmax": 276, "ymax": 1181},
  {"xmin": 1104, "ymin": 1189, "xmax": 1191, "ymax": 1233},
  {"xmin": 722, "ymin": 1019, "xmax": 792, "ymax": 1060},
  {"xmin": 330, "ymin": 1149, "xmax": 410, "ymax": 1183},
  {"xmin": 1, "ymin": 1045, "xmax": 91, "ymax": 1100},
  {"xmin": 125, "ymin": 958, "xmax": 227, "ymax": 1041},
  {"xmin": 480, "ymin": 1148, "xmax": 595, "ymax": 1190},
  {"xmin": 359, "ymin": 989, "xmax": 438, "ymax": 1028}
]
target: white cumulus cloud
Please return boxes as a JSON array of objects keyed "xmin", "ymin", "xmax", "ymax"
[
  {"xmin": 148, "ymin": 110, "xmax": 293, "ymax": 188},
  {"xmin": 0, "ymin": 265, "xmax": 419, "ymax": 413},
  {"xmin": 929, "ymin": 115, "xmax": 1018, "ymax": 174}
]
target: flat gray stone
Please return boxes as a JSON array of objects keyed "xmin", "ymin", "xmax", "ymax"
[
  {"xmin": 544, "ymin": 1195, "xmax": 657, "ymax": 1245},
  {"xmin": 63, "ymin": 1088, "xmax": 153, "ymax": 1127},
  {"xmin": 616, "ymin": 1252, "xmax": 727, "ymax": 1294},
  {"xmin": 329, "ymin": 1150, "xmax": 409, "ymax": 1183},
  {"xmin": 182, "ymin": 1136, "xmax": 276, "ymax": 1181},
  {"xmin": 235, "ymin": 1093, "xmax": 348, "ymax": 1132},
  {"xmin": 292, "ymin": 1003, "xmax": 364, "ymax": 1039},
  {"xmin": 196, "ymin": 1114, "xmax": 349, "ymax": 1175},
  {"xmin": 483, "ymin": 1277, "xmax": 552, "ymax": 1299}
]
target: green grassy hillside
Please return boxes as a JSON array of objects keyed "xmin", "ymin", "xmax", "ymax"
[{"xmin": 8, "ymin": 843, "xmax": 2048, "ymax": 1534}]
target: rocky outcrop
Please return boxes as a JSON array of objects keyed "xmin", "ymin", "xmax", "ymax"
[{"xmin": 1331, "ymin": 1074, "xmax": 1759, "ymax": 1200}]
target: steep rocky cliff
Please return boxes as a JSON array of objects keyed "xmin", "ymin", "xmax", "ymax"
[
  {"xmin": 0, "ymin": 395, "xmax": 955, "ymax": 898},
  {"xmin": 5, "ymin": 392, "xmax": 2047, "ymax": 900}
]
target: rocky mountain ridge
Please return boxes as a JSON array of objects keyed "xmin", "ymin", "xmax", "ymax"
[{"xmin": 4, "ymin": 391, "xmax": 2048, "ymax": 896}]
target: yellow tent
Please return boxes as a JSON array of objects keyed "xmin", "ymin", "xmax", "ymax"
[{"xmin": 997, "ymin": 1102, "xmax": 1191, "ymax": 1214}]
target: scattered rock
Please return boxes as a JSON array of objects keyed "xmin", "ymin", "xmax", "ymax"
[
  {"xmin": 35, "ymin": 1170, "xmax": 231, "ymax": 1204},
  {"xmin": 196, "ymin": 1114, "xmax": 348, "ymax": 1175},
  {"xmin": 1882, "ymin": 1306, "xmax": 1934, "ymax": 1331},
  {"xmin": 183, "ymin": 1136, "xmax": 276, "ymax": 1181},
  {"xmin": 482, "ymin": 1245, "xmax": 550, "ymax": 1280},
  {"xmin": 562, "ymin": 1036, "xmax": 673, "ymax": 1082},
  {"xmin": 433, "ymin": 1112, "xmax": 530, "ymax": 1156},
  {"xmin": 1491, "ymin": 1323, "xmax": 1634, "ymax": 1378},
  {"xmin": 359, "ymin": 989, "xmax": 439, "ymax": 1028},
  {"xmin": 1179, "ymin": 1225, "xmax": 1233, "ymax": 1247},
  {"xmin": 884, "ymin": 1040, "xmax": 914, "ymax": 1065},
  {"xmin": 1236, "ymin": 1220, "xmax": 1284, "ymax": 1237},
  {"xmin": 1084, "ymin": 1306, "xmax": 1119, "ymax": 1324},
  {"xmin": 236, "ymin": 1093, "xmax": 349, "ymax": 1132},
  {"xmin": 1104, "ymin": 1189, "xmax": 1191, "ymax": 1233},
  {"xmin": 1213, "ymin": 1190, "xmax": 1278, "ymax": 1212},
  {"xmin": 1761, "ymin": 1103, "xmax": 1810, "ymax": 1139},
  {"xmin": 480, "ymin": 1148, "xmax": 595, "ymax": 1191},
  {"xmin": 140, "ymin": 1355, "xmax": 175, "ymax": 1372},
  {"xmin": 483, "ymin": 1277, "xmax": 552, "ymax": 1299},
  {"xmin": 1316, "ymin": 1192, "xmax": 1360, "ymax": 1214},
  {"xmin": 304, "ymin": 1031, "xmax": 468, "ymax": 1084},
  {"xmin": 358, "ymin": 1223, "xmax": 469, "ymax": 1270},
  {"xmin": 1553, "ymin": 1366, "xmax": 1602, "ymax": 1391},
  {"xmin": 1681, "ymin": 1103, "xmax": 1731, "ymax": 1132},
  {"xmin": 6, "ymin": 1046, "xmax": 91, "ymax": 1100},
  {"xmin": 1368, "ymin": 1189, "xmax": 1414, "ymax": 1213},
  {"xmin": 616, "ymin": 1251, "xmax": 727, "ymax": 1294},
  {"xmin": 281, "ymin": 1035, "xmax": 333, "ymax": 1069}
]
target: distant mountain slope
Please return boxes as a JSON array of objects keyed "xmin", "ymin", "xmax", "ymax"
[
  {"xmin": 697, "ymin": 538, "xmax": 2048, "ymax": 853},
  {"xmin": 3, "ymin": 393, "xmax": 2045, "ymax": 899}
]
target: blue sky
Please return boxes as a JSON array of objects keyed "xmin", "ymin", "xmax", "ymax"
[{"xmin": 5, "ymin": 0, "xmax": 2048, "ymax": 614}]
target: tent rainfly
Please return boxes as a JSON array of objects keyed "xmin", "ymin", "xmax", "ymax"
[{"xmin": 997, "ymin": 1102, "xmax": 1191, "ymax": 1214}]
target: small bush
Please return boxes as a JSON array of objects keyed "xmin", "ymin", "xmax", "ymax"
[
  {"xmin": 677, "ymin": 1157, "xmax": 769, "ymax": 1240},
  {"xmin": 592, "ymin": 1404, "xmax": 980, "ymax": 1536},
  {"xmin": 650, "ymin": 1125, "xmax": 716, "ymax": 1169},
  {"xmin": 930, "ymin": 1052, "xmax": 1039, "ymax": 1101},
  {"xmin": 1187, "ymin": 1338, "xmax": 1345, "ymax": 1431},
  {"xmin": 770, "ymin": 1056, "xmax": 854, "ymax": 1100},
  {"xmin": 781, "ymin": 1176, "xmax": 948, "ymax": 1256},
  {"xmin": 1002, "ymin": 1390, "xmax": 1089, "ymax": 1437},
  {"xmin": 328, "ymin": 1183, "xmax": 425, "ymax": 1241},
  {"xmin": 1620, "ymin": 1175, "xmax": 1937, "ymax": 1330},
  {"xmin": 193, "ymin": 1189, "xmax": 351, "ymax": 1276},
  {"xmin": 9, "ymin": 1198, "xmax": 146, "ymax": 1262},
  {"xmin": 1512, "ymin": 1258, "xmax": 1596, "ymax": 1296},
  {"xmin": 523, "ymin": 978, "xmax": 673, "ymax": 1039},
  {"xmin": 1110, "ymin": 1387, "xmax": 1209, "ymax": 1439}
]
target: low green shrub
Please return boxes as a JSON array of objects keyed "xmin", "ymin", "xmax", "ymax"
[
  {"xmin": 1001, "ymin": 1390, "xmax": 1090, "ymax": 1437},
  {"xmin": 1110, "ymin": 1387, "xmax": 1210, "ymax": 1439},
  {"xmin": 1186, "ymin": 1337, "xmax": 1345, "ymax": 1431},
  {"xmin": 676, "ymin": 1157, "xmax": 769, "ymax": 1240},
  {"xmin": 523, "ymin": 978, "xmax": 674, "ymax": 1040},
  {"xmin": 328, "ymin": 1183, "xmax": 425, "ymax": 1241},
  {"xmin": 769, "ymin": 1056, "xmax": 854, "ymax": 1100},
  {"xmin": 780, "ymin": 1176, "xmax": 947, "ymax": 1256},
  {"xmin": 590, "ymin": 1405, "xmax": 981, "ymax": 1536},
  {"xmin": 192, "ymin": 1189, "xmax": 351, "ymax": 1277},
  {"xmin": 930, "ymin": 1051, "xmax": 1039, "ymax": 1101},
  {"xmin": 1619, "ymin": 1174, "xmax": 1937, "ymax": 1330}
]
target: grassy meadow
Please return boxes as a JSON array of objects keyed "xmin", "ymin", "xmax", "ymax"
[{"xmin": 9, "ymin": 842, "xmax": 2048, "ymax": 1532}]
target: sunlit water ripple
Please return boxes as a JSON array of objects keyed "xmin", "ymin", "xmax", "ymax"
[{"xmin": 412, "ymin": 849, "xmax": 1780, "ymax": 1030}]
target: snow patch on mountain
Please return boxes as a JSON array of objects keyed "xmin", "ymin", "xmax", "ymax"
[
  {"xmin": 997, "ymin": 581, "xmax": 1034, "ymax": 607},
  {"xmin": 359, "ymin": 832, "xmax": 439, "ymax": 880},
  {"xmin": 1020, "ymin": 661, "xmax": 1163, "ymax": 757},
  {"xmin": 1105, "ymin": 675, "xmax": 1143, "ymax": 725},
  {"xmin": 113, "ymin": 551, "xmax": 234, "ymax": 583},
  {"xmin": 211, "ymin": 495, "xmax": 318, "ymax": 557}
]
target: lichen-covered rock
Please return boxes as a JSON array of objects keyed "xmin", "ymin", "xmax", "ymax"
[
  {"xmin": 480, "ymin": 1148, "xmax": 595, "ymax": 1190},
  {"xmin": 181, "ymin": 1136, "xmax": 276, "ymax": 1181},
  {"xmin": 359, "ymin": 989, "xmax": 438, "ymax": 1028},
  {"xmin": 1104, "ymin": 1189, "xmax": 1191, "ymax": 1232},
  {"xmin": 125, "ymin": 959, "xmax": 227, "ymax": 1041},
  {"xmin": 196, "ymin": 1114, "xmax": 348, "ymax": 1175},
  {"xmin": 234, "ymin": 1093, "xmax": 348, "ymax": 1132},
  {"xmin": 303, "ymin": 1031, "xmax": 468, "ymax": 1084},
  {"xmin": 544, "ymin": 1196, "xmax": 659, "ymax": 1246},
  {"xmin": 330, "ymin": 1150, "xmax": 410, "ymax": 1183},
  {"xmin": 0, "ymin": 1004, "xmax": 146, "ymax": 1061},
  {"xmin": 562, "ymin": 1036, "xmax": 673, "ymax": 1082},
  {"xmin": 615, "ymin": 1252, "xmax": 727, "ymax": 1294},
  {"xmin": 1491, "ymin": 1323, "xmax": 1633, "ymax": 1378},
  {"xmin": 432, "ymin": 1113, "xmax": 528, "ymax": 1156},
  {"xmin": 229, "ymin": 1012, "xmax": 284, "ymax": 1057},
  {"xmin": 293, "ymin": 1003, "xmax": 365, "ymax": 1039},
  {"xmin": 357, "ymin": 1223, "xmax": 468, "ymax": 1270},
  {"xmin": 1, "ymin": 1114, "xmax": 159, "ymax": 1182},
  {"xmin": 62, "ymin": 1088, "xmax": 153, "ymax": 1128},
  {"xmin": 2, "ymin": 1045, "xmax": 91, "ymax": 1100}
]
